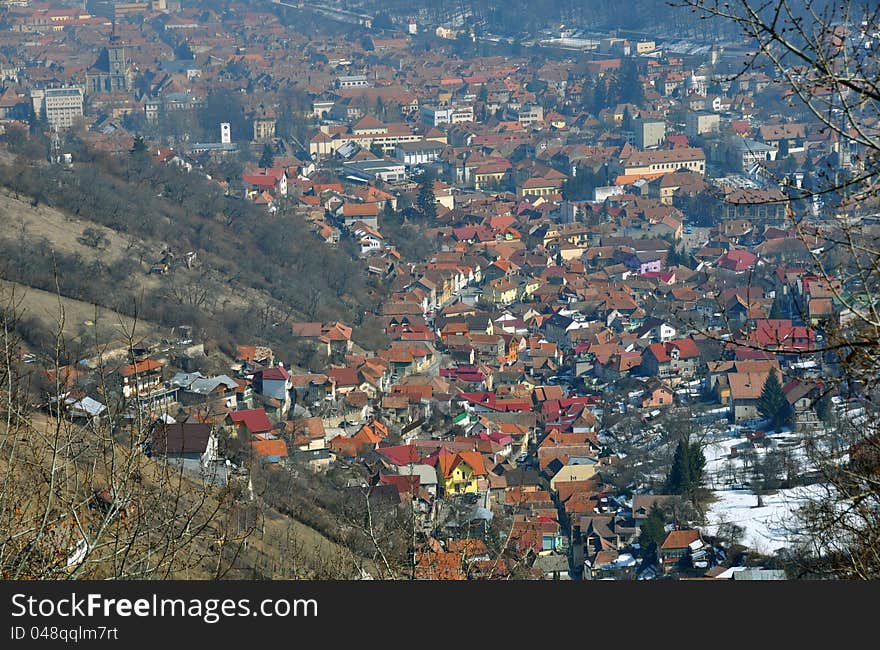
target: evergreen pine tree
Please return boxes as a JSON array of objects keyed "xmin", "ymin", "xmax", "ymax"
[
  {"xmin": 667, "ymin": 243, "xmax": 689, "ymax": 268},
  {"xmin": 638, "ymin": 503, "xmax": 667, "ymax": 553},
  {"xmin": 618, "ymin": 59, "xmax": 644, "ymax": 106},
  {"xmin": 417, "ymin": 176, "xmax": 437, "ymax": 220},
  {"xmin": 815, "ymin": 392, "xmax": 832, "ymax": 425},
  {"xmin": 383, "ymin": 200, "xmax": 396, "ymax": 223},
  {"xmin": 757, "ymin": 371, "xmax": 793, "ymax": 430},
  {"xmin": 258, "ymin": 143, "xmax": 274, "ymax": 169},
  {"xmin": 592, "ymin": 80, "xmax": 608, "ymax": 116},
  {"xmin": 666, "ymin": 436, "xmax": 706, "ymax": 496},
  {"xmin": 666, "ymin": 438, "xmax": 692, "ymax": 495},
  {"xmin": 130, "ymin": 135, "xmax": 147, "ymax": 156},
  {"xmin": 477, "ymin": 83, "xmax": 488, "ymax": 104},
  {"xmin": 778, "ymin": 137, "xmax": 790, "ymax": 159},
  {"xmin": 687, "ymin": 440, "xmax": 706, "ymax": 491}
]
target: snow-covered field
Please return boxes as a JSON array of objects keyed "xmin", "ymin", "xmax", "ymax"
[
  {"xmin": 699, "ymin": 426, "xmax": 831, "ymax": 554},
  {"xmin": 701, "ymin": 427, "xmax": 815, "ymax": 490},
  {"xmin": 704, "ymin": 488, "xmax": 814, "ymax": 554}
]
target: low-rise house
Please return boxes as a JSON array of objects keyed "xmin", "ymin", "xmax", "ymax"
[
  {"xmin": 254, "ymin": 365, "xmax": 292, "ymax": 401},
  {"xmin": 235, "ymin": 345, "xmax": 274, "ymax": 370},
  {"xmin": 250, "ymin": 436, "xmax": 289, "ymax": 464},
  {"xmin": 640, "ymin": 338, "xmax": 701, "ymax": 382},
  {"xmin": 395, "ymin": 140, "xmax": 445, "ymax": 166},
  {"xmin": 396, "ymin": 464, "xmax": 439, "ymax": 498},
  {"xmin": 532, "ymin": 554, "xmax": 572, "ymax": 580},
  {"xmin": 717, "ymin": 249, "xmax": 758, "ymax": 273},
  {"xmin": 339, "ymin": 202, "xmax": 380, "ymax": 229},
  {"xmin": 289, "ymin": 417, "xmax": 331, "ymax": 471},
  {"xmin": 62, "ymin": 394, "xmax": 108, "ymax": 425},
  {"xmin": 291, "ymin": 322, "xmax": 354, "ymax": 358},
  {"xmin": 433, "ymin": 448, "xmax": 488, "ymax": 496},
  {"xmin": 148, "ymin": 422, "xmax": 218, "ymax": 464},
  {"xmin": 640, "ymin": 379, "xmax": 675, "ymax": 409},
  {"xmin": 242, "ymin": 167, "xmax": 288, "ymax": 198},
  {"xmin": 171, "ymin": 372, "xmax": 240, "ymax": 408},
  {"xmin": 548, "ymin": 460, "xmax": 599, "ymax": 492},
  {"xmin": 226, "ymin": 408, "xmax": 273, "ymax": 437},
  {"xmin": 119, "ymin": 359, "xmax": 164, "ymax": 400},
  {"xmin": 728, "ymin": 370, "xmax": 772, "ymax": 422},
  {"xmin": 659, "ymin": 529, "xmax": 704, "ymax": 572}
]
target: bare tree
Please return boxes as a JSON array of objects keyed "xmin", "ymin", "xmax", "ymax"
[
  {"xmin": 675, "ymin": 0, "xmax": 880, "ymax": 578},
  {"xmin": 0, "ymin": 289, "xmax": 247, "ymax": 579}
]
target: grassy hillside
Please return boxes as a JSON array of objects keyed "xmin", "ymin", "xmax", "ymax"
[
  {"xmin": 0, "ymin": 140, "xmax": 385, "ymax": 360},
  {"xmin": 1, "ymin": 411, "xmax": 362, "ymax": 580}
]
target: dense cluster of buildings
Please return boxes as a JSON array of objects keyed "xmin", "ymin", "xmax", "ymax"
[{"xmin": 5, "ymin": 1, "xmax": 877, "ymax": 580}]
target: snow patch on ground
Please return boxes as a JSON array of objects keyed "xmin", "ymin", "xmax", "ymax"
[{"xmin": 704, "ymin": 487, "xmax": 816, "ymax": 555}]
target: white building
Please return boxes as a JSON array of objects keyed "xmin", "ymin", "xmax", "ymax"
[
  {"xmin": 686, "ymin": 111, "xmax": 720, "ymax": 138},
  {"xmin": 395, "ymin": 140, "xmax": 444, "ymax": 166},
  {"xmin": 421, "ymin": 104, "xmax": 474, "ymax": 127},
  {"xmin": 31, "ymin": 86, "xmax": 84, "ymax": 130},
  {"xmin": 336, "ymin": 75, "xmax": 370, "ymax": 89},
  {"xmin": 517, "ymin": 104, "xmax": 544, "ymax": 126}
]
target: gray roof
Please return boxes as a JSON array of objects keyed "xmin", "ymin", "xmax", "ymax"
[
  {"xmin": 731, "ymin": 138, "xmax": 773, "ymax": 152},
  {"xmin": 172, "ymin": 372, "xmax": 238, "ymax": 395},
  {"xmin": 344, "ymin": 159, "xmax": 405, "ymax": 172},
  {"xmin": 396, "ymin": 140, "xmax": 444, "ymax": 152},
  {"xmin": 171, "ymin": 371, "xmax": 207, "ymax": 388},
  {"xmin": 396, "ymin": 463, "xmax": 438, "ymax": 485},
  {"xmin": 66, "ymin": 395, "xmax": 107, "ymax": 416},
  {"xmin": 188, "ymin": 375, "xmax": 238, "ymax": 394},
  {"xmin": 732, "ymin": 568, "xmax": 787, "ymax": 580},
  {"xmin": 533, "ymin": 554, "xmax": 570, "ymax": 573}
]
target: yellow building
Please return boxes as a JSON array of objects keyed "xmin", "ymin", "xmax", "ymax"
[
  {"xmin": 474, "ymin": 168, "xmax": 509, "ymax": 190},
  {"xmin": 620, "ymin": 147, "xmax": 706, "ymax": 178},
  {"xmin": 253, "ymin": 117, "xmax": 276, "ymax": 143},
  {"xmin": 521, "ymin": 278, "xmax": 542, "ymax": 298},
  {"xmin": 437, "ymin": 450, "xmax": 487, "ymax": 495},
  {"xmin": 517, "ymin": 177, "xmax": 563, "ymax": 198},
  {"xmin": 486, "ymin": 278, "xmax": 518, "ymax": 307}
]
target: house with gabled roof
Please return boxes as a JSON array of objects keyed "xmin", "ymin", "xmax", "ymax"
[
  {"xmin": 431, "ymin": 448, "xmax": 488, "ymax": 496},
  {"xmin": 149, "ymin": 422, "xmax": 217, "ymax": 462},
  {"xmin": 717, "ymin": 248, "xmax": 758, "ymax": 273},
  {"xmin": 640, "ymin": 338, "xmax": 702, "ymax": 382},
  {"xmin": 728, "ymin": 370, "xmax": 773, "ymax": 422},
  {"xmin": 242, "ymin": 167, "xmax": 287, "ymax": 198},
  {"xmin": 660, "ymin": 529, "xmax": 704, "ymax": 571},
  {"xmin": 253, "ymin": 364, "xmax": 292, "ymax": 401},
  {"xmin": 226, "ymin": 408, "xmax": 273, "ymax": 437},
  {"xmin": 250, "ymin": 436, "xmax": 289, "ymax": 464},
  {"xmin": 118, "ymin": 358, "xmax": 164, "ymax": 400}
]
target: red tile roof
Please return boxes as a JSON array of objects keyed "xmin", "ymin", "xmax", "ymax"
[
  {"xmin": 119, "ymin": 359, "xmax": 163, "ymax": 377},
  {"xmin": 259, "ymin": 366, "xmax": 289, "ymax": 381},
  {"xmin": 251, "ymin": 438, "xmax": 288, "ymax": 459},
  {"xmin": 376, "ymin": 444, "xmax": 421, "ymax": 466},
  {"xmin": 228, "ymin": 409, "xmax": 272, "ymax": 434},
  {"xmin": 661, "ymin": 529, "xmax": 702, "ymax": 550}
]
